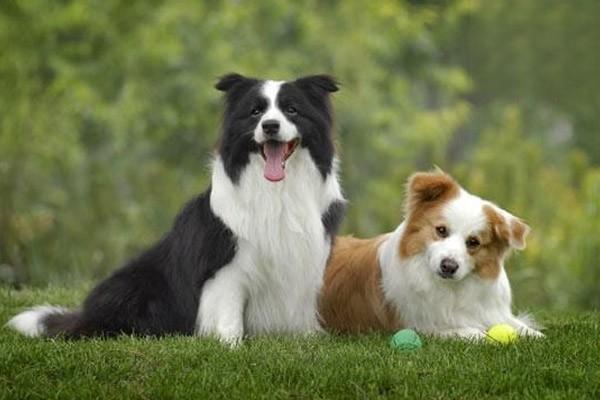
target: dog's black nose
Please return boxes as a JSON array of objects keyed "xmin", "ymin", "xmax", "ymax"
[
  {"xmin": 262, "ymin": 119, "xmax": 280, "ymax": 136},
  {"xmin": 440, "ymin": 258, "xmax": 459, "ymax": 276}
]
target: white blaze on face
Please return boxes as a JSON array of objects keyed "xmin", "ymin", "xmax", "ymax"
[
  {"xmin": 255, "ymin": 80, "xmax": 300, "ymax": 182},
  {"xmin": 254, "ymin": 80, "xmax": 298, "ymax": 143}
]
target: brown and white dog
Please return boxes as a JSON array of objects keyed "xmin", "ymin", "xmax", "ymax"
[{"xmin": 319, "ymin": 171, "xmax": 543, "ymax": 339}]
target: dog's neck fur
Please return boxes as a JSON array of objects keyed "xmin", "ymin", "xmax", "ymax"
[{"xmin": 211, "ymin": 150, "xmax": 342, "ymax": 242}]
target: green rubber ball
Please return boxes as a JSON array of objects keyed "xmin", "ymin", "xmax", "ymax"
[{"xmin": 390, "ymin": 328, "xmax": 422, "ymax": 351}]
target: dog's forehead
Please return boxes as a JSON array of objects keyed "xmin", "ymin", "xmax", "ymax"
[
  {"xmin": 442, "ymin": 190, "xmax": 488, "ymax": 234},
  {"xmin": 224, "ymin": 80, "xmax": 266, "ymax": 108},
  {"xmin": 278, "ymin": 80, "xmax": 315, "ymax": 102},
  {"xmin": 261, "ymin": 80, "xmax": 284, "ymax": 105}
]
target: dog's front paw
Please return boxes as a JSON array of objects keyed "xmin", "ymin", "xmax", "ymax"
[
  {"xmin": 216, "ymin": 323, "xmax": 244, "ymax": 349},
  {"xmin": 437, "ymin": 327, "xmax": 487, "ymax": 341},
  {"xmin": 219, "ymin": 333, "xmax": 243, "ymax": 348},
  {"xmin": 459, "ymin": 328, "xmax": 487, "ymax": 341},
  {"xmin": 519, "ymin": 327, "xmax": 545, "ymax": 339}
]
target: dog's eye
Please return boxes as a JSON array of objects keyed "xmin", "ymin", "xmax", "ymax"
[
  {"xmin": 466, "ymin": 237, "xmax": 480, "ymax": 249},
  {"xmin": 251, "ymin": 107, "xmax": 263, "ymax": 116},
  {"xmin": 435, "ymin": 226, "xmax": 449, "ymax": 238},
  {"xmin": 285, "ymin": 105, "xmax": 297, "ymax": 115}
]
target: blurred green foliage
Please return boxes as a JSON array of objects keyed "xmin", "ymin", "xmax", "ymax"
[{"xmin": 1, "ymin": 0, "xmax": 598, "ymax": 310}]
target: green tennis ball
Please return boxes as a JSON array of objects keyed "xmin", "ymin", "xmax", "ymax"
[
  {"xmin": 486, "ymin": 324, "xmax": 518, "ymax": 344},
  {"xmin": 390, "ymin": 328, "xmax": 422, "ymax": 351}
]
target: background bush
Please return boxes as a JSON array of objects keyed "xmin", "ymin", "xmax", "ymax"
[{"xmin": 1, "ymin": 0, "xmax": 598, "ymax": 310}]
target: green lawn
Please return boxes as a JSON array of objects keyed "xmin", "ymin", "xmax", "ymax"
[{"xmin": 1, "ymin": 287, "xmax": 599, "ymax": 399}]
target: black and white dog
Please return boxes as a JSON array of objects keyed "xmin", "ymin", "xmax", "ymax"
[{"xmin": 8, "ymin": 73, "xmax": 346, "ymax": 345}]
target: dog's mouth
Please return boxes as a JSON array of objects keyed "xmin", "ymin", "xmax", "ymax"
[
  {"xmin": 437, "ymin": 272, "xmax": 457, "ymax": 280},
  {"xmin": 260, "ymin": 139, "xmax": 299, "ymax": 182}
]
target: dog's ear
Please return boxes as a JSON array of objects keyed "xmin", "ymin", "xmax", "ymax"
[
  {"xmin": 405, "ymin": 171, "xmax": 460, "ymax": 214},
  {"xmin": 483, "ymin": 204, "xmax": 530, "ymax": 250},
  {"xmin": 295, "ymin": 75, "xmax": 339, "ymax": 94},
  {"xmin": 508, "ymin": 218, "xmax": 530, "ymax": 250},
  {"xmin": 215, "ymin": 73, "xmax": 253, "ymax": 92}
]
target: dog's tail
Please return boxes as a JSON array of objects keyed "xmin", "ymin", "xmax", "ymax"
[{"xmin": 7, "ymin": 305, "xmax": 83, "ymax": 338}]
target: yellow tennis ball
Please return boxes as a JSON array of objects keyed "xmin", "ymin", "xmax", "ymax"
[{"xmin": 486, "ymin": 324, "xmax": 518, "ymax": 344}]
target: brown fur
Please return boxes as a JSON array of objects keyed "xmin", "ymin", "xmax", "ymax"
[
  {"xmin": 320, "ymin": 172, "xmax": 531, "ymax": 333},
  {"xmin": 399, "ymin": 171, "xmax": 461, "ymax": 258},
  {"xmin": 473, "ymin": 207, "xmax": 508, "ymax": 280},
  {"xmin": 475, "ymin": 204, "xmax": 528, "ymax": 279},
  {"xmin": 510, "ymin": 218, "xmax": 529, "ymax": 249},
  {"xmin": 319, "ymin": 235, "xmax": 402, "ymax": 333}
]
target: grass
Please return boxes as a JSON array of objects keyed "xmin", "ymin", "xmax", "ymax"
[{"xmin": 1, "ymin": 286, "xmax": 599, "ymax": 399}]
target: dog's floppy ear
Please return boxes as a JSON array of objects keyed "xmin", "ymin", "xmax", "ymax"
[
  {"xmin": 483, "ymin": 204, "xmax": 530, "ymax": 250},
  {"xmin": 405, "ymin": 171, "xmax": 460, "ymax": 214},
  {"xmin": 215, "ymin": 73, "xmax": 252, "ymax": 92},
  {"xmin": 508, "ymin": 218, "xmax": 530, "ymax": 250},
  {"xmin": 295, "ymin": 75, "xmax": 339, "ymax": 94}
]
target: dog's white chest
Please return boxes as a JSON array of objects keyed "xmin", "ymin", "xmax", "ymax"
[{"xmin": 199, "ymin": 152, "xmax": 342, "ymax": 336}]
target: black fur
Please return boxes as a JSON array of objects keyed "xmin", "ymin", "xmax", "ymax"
[
  {"xmin": 322, "ymin": 200, "xmax": 346, "ymax": 239},
  {"xmin": 43, "ymin": 191, "xmax": 236, "ymax": 337},
  {"xmin": 28, "ymin": 73, "xmax": 344, "ymax": 339},
  {"xmin": 216, "ymin": 73, "xmax": 339, "ymax": 183}
]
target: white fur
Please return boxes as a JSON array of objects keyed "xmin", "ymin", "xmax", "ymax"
[
  {"xmin": 254, "ymin": 80, "xmax": 298, "ymax": 143},
  {"xmin": 425, "ymin": 190, "xmax": 488, "ymax": 281},
  {"xmin": 7, "ymin": 305, "xmax": 67, "ymax": 337},
  {"xmin": 199, "ymin": 148, "xmax": 344, "ymax": 345},
  {"xmin": 378, "ymin": 190, "xmax": 543, "ymax": 340}
]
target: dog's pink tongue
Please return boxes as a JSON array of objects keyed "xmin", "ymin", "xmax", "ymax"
[{"xmin": 263, "ymin": 141, "xmax": 286, "ymax": 182}]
